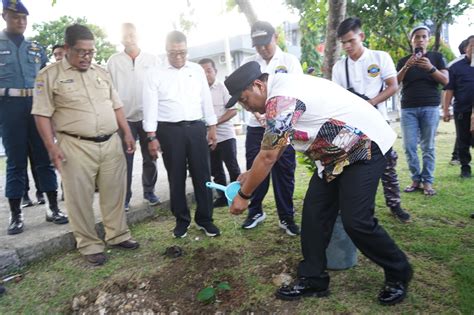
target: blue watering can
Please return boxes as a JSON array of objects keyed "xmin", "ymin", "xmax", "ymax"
[{"xmin": 206, "ymin": 181, "xmax": 241, "ymax": 206}]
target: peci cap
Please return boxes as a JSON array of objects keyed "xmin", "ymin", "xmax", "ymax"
[
  {"xmin": 251, "ymin": 21, "xmax": 275, "ymax": 46},
  {"xmin": 2, "ymin": 0, "xmax": 29, "ymax": 15},
  {"xmin": 224, "ymin": 61, "xmax": 262, "ymax": 108},
  {"xmin": 410, "ymin": 25, "xmax": 430, "ymax": 39}
]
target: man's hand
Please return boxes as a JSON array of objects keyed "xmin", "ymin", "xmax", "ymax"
[
  {"xmin": 415, "ymin": 57, "xmax": 433, "ymax": 71},
  {"xmin": 229, "ymin": 195, "xmax": 249, "ymax": 215},
  {"xmin": 148, "ymin": 139, "xmax": 161, "ymax": 160},
  {"xmin": 237, "ymin": 171, "xmax": 250, "ymax": 186},
  {"xmin": 443, "ymin": 111, "xmax": 451, "ymax": 123},
  {"xmin": 207, "ymin": 125, "xmax": 217, "ymax": 150},
  {"xmin": 405, "ymin": 54, "xmax": 418, "ymax": 69},
  {"xmin": 48, "ymin": 144, "xmax": 66, "ymax": 173},
  {"xmin": 123, "ymin": 133, "xmax": 136, "ymax": 154}
]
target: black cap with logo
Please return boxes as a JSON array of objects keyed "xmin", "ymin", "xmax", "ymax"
[
  {"xmin": 224, "ymin": 61, "xmax": 262, "ymax": 108},
  {"xmin": 251, "ymin": 21, "xmax": 275, "ymax": 46}
]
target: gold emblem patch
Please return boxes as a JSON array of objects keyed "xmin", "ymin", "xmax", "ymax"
[{"xmin": 367, "ymin": 64, "xmax": 381, "ymax": 77}]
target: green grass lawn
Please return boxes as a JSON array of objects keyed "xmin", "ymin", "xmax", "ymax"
[{"xmin": 0, "ymin": 122, "xmax": 472, "ymax": 314}]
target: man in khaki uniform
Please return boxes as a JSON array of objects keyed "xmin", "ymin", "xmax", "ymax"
[{"xmin": 32, "ymin": 24, "xmax": 139, "ymax": 266}]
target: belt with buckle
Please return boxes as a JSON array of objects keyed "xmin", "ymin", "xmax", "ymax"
[
  {"xmin": 60, "ymin": 131, "xmax": 115, "ymax": 143},
  {"xmin": 0, "ymin": 88, "xmax": 34, "ymax": 97}
]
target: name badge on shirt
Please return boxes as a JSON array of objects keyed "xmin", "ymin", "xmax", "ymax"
[{"xmin": 0, "ymin": 50, "xmax": 11, "ymax": 55}]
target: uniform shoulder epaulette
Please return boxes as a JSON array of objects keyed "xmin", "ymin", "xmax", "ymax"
[
  {"xmin": 38, "ymin": 61, "xmax": 60, "ymax": 74},
  {"xmin": 93, "ymin": 63, "xmax": 110, "ymax": 74}
]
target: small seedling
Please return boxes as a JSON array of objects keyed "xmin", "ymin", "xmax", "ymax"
[{"xmin": 196, "ymin": 281, "xmax": 231, "ymax": 303}]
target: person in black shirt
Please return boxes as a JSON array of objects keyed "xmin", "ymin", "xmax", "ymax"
[
  {"xmin": 396, "ymin": 25, "xmax": 448, "ymax": 196},
  {"xmin": 443, "ymin": 35, "xmax": 474, "ymax": 178}
]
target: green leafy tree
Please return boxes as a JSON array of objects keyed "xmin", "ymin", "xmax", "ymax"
[
  {"xmin": 347, "ymin": 0, "xmax": 471, "ymax": 61},
  {"xmin": 286, "ymin": 0, "xmax": 326, "ymax": 76},
  {"xmin": 412, "ymin": 0, "xmax": 471, "ymax": 52},
  {"xmin": 30, "ymin": 16, "xmax": 116, "ymax": 64},
  {"xmin": 228, "ymin": 0, "xmax": 287, "ymax": 52}
]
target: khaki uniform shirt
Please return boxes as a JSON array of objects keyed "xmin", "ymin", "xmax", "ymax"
[{"xmin": 32, "ymin": 58, "xmax": 122, "ymax": 138}]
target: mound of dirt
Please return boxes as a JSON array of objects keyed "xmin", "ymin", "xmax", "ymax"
[{"xmin": 70, "ymin": 245, "xmax": 252, "ymax": 314}]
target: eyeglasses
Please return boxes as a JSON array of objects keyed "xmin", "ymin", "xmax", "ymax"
[
  {"xmin": 167, "ymin": 50, "xmax": 187, "ymax": 58},
  {"xmin": 71, "ymin": 47, "xmax": 96, "ymax": 58}
]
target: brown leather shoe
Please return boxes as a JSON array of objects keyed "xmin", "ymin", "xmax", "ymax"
[
  {"xmin": 85, "ymin": 253, "xmax": 107, "ymax": 266},
  {"xmin": 110, "ymin": 239, "xmax": 140, "ymax": 250}
]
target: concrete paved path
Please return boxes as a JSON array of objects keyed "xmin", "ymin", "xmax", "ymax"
[{"xmin": 0, "ymin": 135, "xmax": 247, "ymax": 275}]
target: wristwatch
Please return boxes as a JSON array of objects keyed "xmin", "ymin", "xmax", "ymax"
[
  {"xmin": 427, "ymin": 66, "xmax": 437, "ymax": 74},
  {"xmin": 146, "ymin": 135, "xmax": 157, "ymax": 143},
  {"xmin": 237, "ymin": 189, "xmax": 252, "ymax": 200},
  {"xmin": 238, "ymin": 189, "xmax": 252, "ymax": 200}
]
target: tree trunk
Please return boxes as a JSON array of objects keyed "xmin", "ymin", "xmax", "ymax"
[
  {"xmin": 235, "ymin": 0, "xmax": 258, "ymax": 26},
  {"xmin": 322, "ymin": 0, "xmax": 346, "ymax": 79},
  {"xmin": 433, "ymin": 21, "xmax": 442, "ymax": 52}
]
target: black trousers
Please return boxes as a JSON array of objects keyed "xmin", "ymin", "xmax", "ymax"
[
  {"xmin": 25, "ymin": 145, "xmax": 42, "ymax": 195},
  {"xmin": 297, "ymin": 144, "xmax": 411, "ymax": 289},
  {"xmin": 210, "ymin": 138, "xmax": 241, "ymax": 198},
  {"xmin": 157, "ymin": 121, "xmax": 213, "ymax": 225},
  {"xmin": 453, "ymin": 111, "xmax": 472, "ymax": 169},
  {"xmin": 120, "ymin": 120, "xmax": 157, "ymax": 203},
  {"xmin": 0, "ymin": 96, "xmax": 57, "ymax": 199},
  {"xmin": 246, "ymin": 126, "xmax": 296, "ymax": 220}
]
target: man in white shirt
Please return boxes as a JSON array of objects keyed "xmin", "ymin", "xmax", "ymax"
[
  {"xmin": 225, "ymin": 61, "xmax": 412, "ymax": 306},
  {"xmin": 107, "ymin": 23, "xmax": 160, "ymax": 210},
  {"xmin": 332, "ymin": 17, "xmax": 410, "ymax": 223},
  {"xmin": 240, "ymin": 21, "xmax": 303, "ymax": 236},
  {"xmin": 199, "ymin": 58, "xmax": 241, "ymax": 207},
  {"xmin": 142, "ymin": 31, "xmax": 219, "ymax": 238}
]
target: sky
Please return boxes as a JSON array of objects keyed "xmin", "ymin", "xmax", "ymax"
[
  {"xmin": 1, "ymin": 0, "xmax": 299, "ymax": 54},
  {"xmin": 0, "ymin": 0, "xmax": 472, "ymax": 56}
]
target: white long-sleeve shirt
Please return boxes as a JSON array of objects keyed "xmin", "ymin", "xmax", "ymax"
[
  {"xmin": 142, "ymin": 60, "xmax": 217, "ymax": 132},
  {"xmin": 107, "ymin": 50, "xmax": 160, "ymax": 122}
]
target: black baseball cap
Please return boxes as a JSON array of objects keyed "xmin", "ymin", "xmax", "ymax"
[
  {"xmin": 224, "ymin": 61, "xmax": 262, "ymax": 108},
  {"xmin": 251, "ymin": 21, "xmax": 275, "ymax": 46}
]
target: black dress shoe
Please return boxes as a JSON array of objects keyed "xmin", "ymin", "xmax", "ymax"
[
  {"xmin": 0, "ymin": 284, "xmax": 6, "ymax": 295},
  {"xmin": 84, "ymin": 253, "xmax": 107, "ymax": 266},
  {"xmin": 110, "ymin": 239, "xmax": 140, "ymax": 250},
  {"xmin": 378, "ymin": 265, "xmax": 413, "ymax": 306},
  {"xmin": 378, "ymin": 281, "xmax": 408, "ymax": 305},
  {"xmin": 7, "ymin": 213, "xmax": 24, "ymax": 235},
  {"xmin": 46, "ymin": 207, "xmax": 69, "ymax": 224},
  {"xmin": 275, "ymin": 278, "xmax": 330, "ymax": 301}
]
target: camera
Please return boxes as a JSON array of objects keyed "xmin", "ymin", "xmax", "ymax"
[{"xmin": 414, "ymin": 47, "xmax": 424, "ymax": 58}]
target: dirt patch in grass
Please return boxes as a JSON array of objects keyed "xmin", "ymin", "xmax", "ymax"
[{"xmin": 69, "ymin": 245, "xmax": 254, "ymax": 314}]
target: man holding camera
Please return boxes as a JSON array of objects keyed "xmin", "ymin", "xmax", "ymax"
[
  {"xmin": 396, "ymin": 25, "xmax": 448, "ymax": 196},
  {"xmin": 332, "ymin": 18, "xmax": 410, "ymax": 223}
]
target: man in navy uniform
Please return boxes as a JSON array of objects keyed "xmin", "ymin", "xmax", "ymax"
[{"xmin": 0, "ymin": 0, "xmax": 67, "ymax": 235}]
